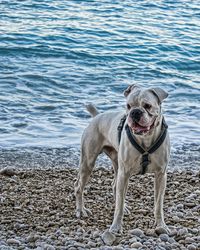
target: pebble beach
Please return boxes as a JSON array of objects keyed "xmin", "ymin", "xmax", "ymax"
[{"xmin": 0, "ymin": 150, "xmax": 199, "ymax": 250}]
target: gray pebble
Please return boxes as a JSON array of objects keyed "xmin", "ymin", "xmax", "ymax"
[
  {"xmin": 176, "ymin": 212, "xmax": 184, "ymax": 217},
  {"xmin": 168, "ymin": 237, "xmax": 176, "ymax": 244},
  {"xmin": 155, "ymin": 226, "xmax": 169, "ymax": 235},
  {"xmin": 130, "ymin": 242, "xmax": 143, "ymax": 248},
  {"xmin": 112, "ymin": 247, "xmax": 124, "ymax": 250},
  {"xmin": 171, "ymin": 243, "xmax": 180, "ymax": 249},
  {"xmin": 190, "ymin": 228, "xmax": 198, "ymax": 234},
  {"xmin": 46, "ymin": 246, "xmax": 55, "ymax": 250},
  {"xmin": 68, "ymin": 247, "xmax": 76, "ymax": 250},
  {"xmin": 77, "ymin": 227, "xmax": 85, "ymax": 234},
  {"xmin": 101, "ymin": 230, "xmax": 116, "ymax": 246},
  {"xmin": 185, "ymin": 237, "xmax": 195, "ymax": 244},
  {"xmin": 27, "ymin": 234, "xmax": 39, "ymax": 243},
  {"xmin": 159, "ymin": 233, "xmax": 169, "ymax": 242},
  {"xmin": 93, "ymin": 230, "xmax": 100, "ymax": 238},
  {"xmin": 176, "ymin": 203, "xmax": 184, "ymax": 209},
  {"xmin": 129, "ymin": 237, "xmax": 138, "ymax": 243},
  {"xmin": 6, "ymin": 238, "xmax": 21, "ymax": 245},
  {"xmin": 0, "ymin": 167, "xmax": 16, "ymax": 177},
  {"xmin": 178, "ymin": 228, "xmax": 188, "ymax": 236},
  {"xmin": 129, "ymin": 228, "xmax": 144, "ymax": 237},
  {"xmin": 187, "ymin": 245, "xmax": 196, "ymax": 250},
  {"xmin": 172, "ymin": 215, "xmax": 180, "ymax": 222},
  {"xmin": 87, "ymin": 241, "xmax": 96, "ymax": 248},
  {"xmin": 100, "ymin": 247, "xmax": 113, "ymax": 250}
]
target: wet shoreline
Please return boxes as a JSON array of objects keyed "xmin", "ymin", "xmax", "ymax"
[{"xmin": 0, "ymin": 144, "xmax": 199, "ymax": 171}]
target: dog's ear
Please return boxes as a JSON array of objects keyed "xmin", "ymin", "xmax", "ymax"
[
  {"xmin": 150, "ymin": 87, "xmax": 168, "ymax": 104},
  {"xmin": 124, "ymin": 84, "xmax": 139, "ymax": 97}
]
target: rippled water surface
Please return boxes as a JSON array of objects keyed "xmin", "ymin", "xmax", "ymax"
[{"xmin": 0, "ymin": 0, "xmax": 200, "ymax": 150}]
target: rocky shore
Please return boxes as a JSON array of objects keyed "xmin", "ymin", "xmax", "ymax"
[{"xmin": 0, "ymin": 166, "xmax": 199, "ymax": 250}]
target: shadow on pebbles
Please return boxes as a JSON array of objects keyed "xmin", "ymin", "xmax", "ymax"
[{"xmin": 0, "ymin": 167, "xmax": 200, "ymax": 250}]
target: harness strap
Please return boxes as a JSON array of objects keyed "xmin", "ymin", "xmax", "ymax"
[
  {"xmin": 125, "ymin": 124, "xmax": 145, "ymax": 154},
  {"xmin": 141, "ymin": 153, "xmax": 150, "ymax": 174},
  {"xmin": 148, "ymin": 119, "xmax": 168, "ymax": 154},
  {"xmin": 117, "ymin": 115, "xmax": 127, "ymax": 144},
  {"xmin": 118, "ymin": 115, "xmax": 168, "ymax": 175}
]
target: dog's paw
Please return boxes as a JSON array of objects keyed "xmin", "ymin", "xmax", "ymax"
[
  {"xmin": 155, "ymin": 224, "xmax": 171, "ymax": 235},
  {"xmin": 109, "ymin": 224, "xmax": 122, "ymax": 234},
  {"xmin": 76, "ymin": 207, "xmax": 92, "ymax": 218}
]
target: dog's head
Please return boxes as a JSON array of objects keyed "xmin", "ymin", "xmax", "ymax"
[{"xmin": 124, "ymin": 84, "xmax": 168, "ymax": 135}]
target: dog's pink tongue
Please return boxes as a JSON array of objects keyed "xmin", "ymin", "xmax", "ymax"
[{"xmin": 132, "ymin": 123, "xmax": 150, "ymax": 133}]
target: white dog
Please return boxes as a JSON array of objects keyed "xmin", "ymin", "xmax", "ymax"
[{"xmin": 75, "ymin": 84, "xmax": 170, "ymax": 234}]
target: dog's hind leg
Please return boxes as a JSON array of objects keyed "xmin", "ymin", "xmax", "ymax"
[
  {"xmin": 74, "ymin": 134, "xmax": 102, "ymax": 218},
  {"xmin": 103, "ymin": 147, "xmax": 118, "ymax": 201},
  {"xmin": 111, "ymin": 159, "xmax": 118, "ymax": 201}
]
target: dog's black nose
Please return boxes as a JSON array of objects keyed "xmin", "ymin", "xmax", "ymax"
[{"xmin": 131, "ymin": 108, "xmax": 143, "ymax": 122}]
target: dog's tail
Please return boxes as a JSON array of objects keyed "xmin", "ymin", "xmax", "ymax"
[{"xmin": 85, "ymin": 103, "xmax": 99, "ymax": 117}]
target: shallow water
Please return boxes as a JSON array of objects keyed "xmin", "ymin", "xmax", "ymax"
[{"xmin": 0, "ymin": 0, "xmax": 200, "ymax": 154}]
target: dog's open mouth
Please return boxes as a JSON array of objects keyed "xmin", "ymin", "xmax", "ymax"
[{"xmin": 130, "ymin": 121, "xmax": 155, "ymax": 135}]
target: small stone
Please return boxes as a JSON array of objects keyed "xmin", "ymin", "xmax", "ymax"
[
  {"xmin": 168, "ymin": 237, "xmax": 176, "ymax": 244},
  {"xmin": 185, "ymin": 202, "xmax": 196, "ymax": 208},
  {"xmin": 93, "ymin": 230, "xmax": 100, "ymax": 238},
  {"xmin": 191, "ymin": 228, "xmax": 198, "ymax": 234},
  {"xmin": 100, "ymin": 247, "xmax": 113, "ymax": 250},
  {"xmin": 176, "ymin": 212, "xmax": 184, "ymax": 218},
  {"xmin": 169, "ymin": 228, "xmax": 178, "ymax": 237},
  {"xmin": 137, "ymin": 209, "xmax": 148, "ymax": 215},
  {"xmin": 77, "ymin": 227, "xmax": 85, "ymax": 234},
  {"xmin": 172, "ymin": 216, "xmax": 180, "ymax": 222},
  {"xmin": 159, "ymin": 234, "xmax": 169, "ymax": 242},
  {"xmin": 185, "ymin": 237, "xmax": 195, "ymax": 244},
  {"xmin": 101, "ymin": 230, "xmax": 116, "ymax": 246},
  {"xmin": 129, "ymin": 228, "xmax": 144, "ymax": 237},
  {"xmin": 171, "ymin": 242, "xmax": 180, "ymax": 247},
  {"xmin": 176, "ymin": 203, "xmax": 184, "ymax": 209},
  {"xmin": 155, "ymin": 226, "xmax": 169, "ymax": 235},
  {"xmin": 129, "ymin": 237, "xmax": 138, "ymax": 243},
  {"xmin": 112, "ymin": 247, "xmax": 124, "ymax": 250},
  {"xmin": 48, "ymin": 247, "xmax": 55, "ymax": 250},
  {"xmin": 6, "ymin": 238, "xmax": 21, "ymax": 245},
  {"xmin": 187, "ymin": 245, "xmax": 196, "ymax": 250},
  {"xmin": 87, "ymin": 241, "xmax": 96, "ymax": 248},
  {"xmin": 27, "ymin": 234, "xmax": 39, "ymax": 243},
  {"xmin": 44, "ymin": 244, "xmax": 55, "ymax": 250},
  {"xmin": 178, "ymin": 228, "xmax": 188, "ymax": 236},
  {"xmin": 0, "ymin": 167, "xmax": 16, "ymax": 177},
  {"xmin": 130, "ymin": 242, "xmax": 143, "ymax": 248},
  {"xmin": 146, "ymin": 229, "xmax": 155, "ymax": 236}
]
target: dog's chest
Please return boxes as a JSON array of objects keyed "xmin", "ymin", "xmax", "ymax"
[
  {"xmin": 120, "ymin": 147, "xmax": 168, "ymax": 174},
  {"xmin": 119, "ymin": 127, "xmax": 170, "ymax": 174}
]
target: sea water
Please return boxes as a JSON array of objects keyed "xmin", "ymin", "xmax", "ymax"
[{"xmin": 0, "ymin": 1, "xmax": 199, "ymax": 157}]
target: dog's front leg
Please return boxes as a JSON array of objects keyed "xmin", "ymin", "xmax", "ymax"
[
  {"xmin": 154, "ymin": 171, "xmax": 170, "ymax": 234},
  {"xmin": 110, "ymin": 164, "xmax": 130, "ymax": 233}
]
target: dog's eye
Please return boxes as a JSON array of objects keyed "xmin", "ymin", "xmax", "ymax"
[
  {"xmin": 127, "ymin": 104, "xmax": 131, "ymax": 110},
  {"xmin": 144, "ymin": 103, "xmax": 152, "ymax": 109}
]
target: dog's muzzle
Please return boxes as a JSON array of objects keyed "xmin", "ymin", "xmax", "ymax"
[
  {"xmin": 128, "ymin": 108, "xmax": 155, "ymax": 135},
  {"xmin": 130, "ymin": 108, "xmax": 143, "ymax": 122}
]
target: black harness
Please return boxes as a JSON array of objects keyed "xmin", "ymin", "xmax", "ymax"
[{"xmin": 117, "ymin": 115, "xmax": 168, "ymax": 174}]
